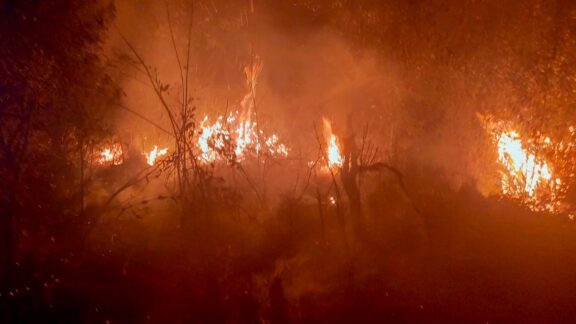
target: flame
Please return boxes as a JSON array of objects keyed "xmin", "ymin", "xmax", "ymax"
[
  {"xmin": 98, "ymin": 144, "xmax": 123, "ymax": 165},
  {"xmin": 145, "ymin": 145, "xmax": 168, "ymax": 166},
  {"xmin": 96, "ymin": 59, "xmax": 287, "ymax": 169},
  {"xmin": 495, "ymin": 130, "xmax": 562, "ymax": 212},
  {"xmin": 328, "ymin": 196, "xmax": 336, "ymax": 205},
  {"xmin": 196, "ymin": 59, "xmax": 287, "ymax": 163},
  {"xmin": 198, "ymin": 111, "xmax": 288, "ymax": 163},
  {"xmin": 322, "ymin": 118, "xmax": 343, "ymax": 169},
  {"xmin": 198, "ymin": 116, "xmax": 226, "ymax": 162}
]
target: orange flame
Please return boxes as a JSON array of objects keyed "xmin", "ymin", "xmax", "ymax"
[
  {"xmin": 495, "ymin": 130, "xmax": 563, "ymax": 212},
  {"xmin": 197, "ymin": 59, "xmax": 287, "ymax": 163},
  {"xmin": 198, "ymin": 111, "xmax": 288, "ymax": 163},
  {"xmin": 98, "ymin": 144, "xmax": 123, "ymax": 165},
  {"xmin": 322, "ymin": 118, "xmax": 343, "ymax": 169},
  {"xmin": 145, "ymin": 145, "xmax": 168, "ymax": 166}
]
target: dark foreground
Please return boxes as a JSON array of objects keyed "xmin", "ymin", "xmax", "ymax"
[{"xmin": 2, "ymin": 183, "xmax": 576, "ymax": 324}]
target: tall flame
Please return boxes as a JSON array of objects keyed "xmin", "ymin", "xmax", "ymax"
[
  {"xmin": 197, "ymin": 59, "xmax": 287, "ymax": 163},
  {"xmin": 322, "ymin": 118, "xmax": 343, "ymax": 169}
]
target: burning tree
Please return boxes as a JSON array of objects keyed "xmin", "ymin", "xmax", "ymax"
[{"xmin": 314, "ymin": 117, "xmax": 420, "ymax": 242}]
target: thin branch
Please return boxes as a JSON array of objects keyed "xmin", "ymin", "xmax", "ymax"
[
  {"xmin": 164, "ymin": 0, "xmax": 186, "ymax": 106},
  {"xmin": 116, "ymin": 103, "xmax": 173, "ymax": 136},
  {"xmin": 116, "ymin": 27, "xmax": 180, "ymax": 136}
]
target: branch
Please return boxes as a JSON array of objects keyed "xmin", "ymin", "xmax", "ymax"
[
  {"xmin": 360, "ymin": 162, "xmax": 422, "ymax": 215},
  {"xmin": 116, "ymin": 27, "xmax": 180, "ymax": 136},
  {"xmin": 116, "ymin": 103, "xmax": 173, "ymax": 136},
  {"xmin": 164, "ymin": 0, "xmax": 186, "ymax": 106}
]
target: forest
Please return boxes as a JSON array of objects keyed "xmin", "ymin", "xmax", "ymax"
[{"xmin": 2, "ymin": 0, "xmax": 576, "ymax": 322}]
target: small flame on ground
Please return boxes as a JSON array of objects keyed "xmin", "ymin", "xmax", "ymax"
[
  {"xmin": 98, "ymin": 144, "xmax": 123, "ymax": 165},
  {"xmin": 145, "ymin": 145, "xmax": 168, "ymax": 166}
]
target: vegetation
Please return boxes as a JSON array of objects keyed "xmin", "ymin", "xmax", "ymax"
[{"xmin": 2, "ymin": 0, "xmax": 576, "ymax": 322}]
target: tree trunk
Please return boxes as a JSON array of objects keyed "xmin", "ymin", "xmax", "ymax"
[
  {"xmin": 0, "ymin": 200, "xmax": 13, "ymax": 291},
  {"xmin": 341, "ymin": 132, "xmax": 364, "ymax": 237}
]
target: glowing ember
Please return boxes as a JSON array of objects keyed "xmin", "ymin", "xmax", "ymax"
[
  {"xmin": 98, "ymin": 144, "xmax": 123, "ymax": 165},
  {"xmin": 145, "ymin": 145, "xmax": 168, "ymax": 166},
  {"xmin": 322, "ymin": 118, "xmax": 343, "ymax": 169},
  {"xmin": 495, "ymin": 130, "xmax": 562, "ymax": 212},
  {"xmin": 329, "ymin": 196, "xmax": 336, "ymax": 205},
  {"xmin": 265, "ymin": 134, "xmax": 288, "ymax": 156}
]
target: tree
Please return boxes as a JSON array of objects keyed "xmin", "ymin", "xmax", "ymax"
[{"xmin": 0, "ymin": 0, "xmax": 118, "ymax": 294}]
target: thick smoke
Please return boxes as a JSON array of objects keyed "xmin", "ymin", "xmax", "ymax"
[{"xmin": 105, "ymin": 0, "xmax": 495, "ymax": 199}]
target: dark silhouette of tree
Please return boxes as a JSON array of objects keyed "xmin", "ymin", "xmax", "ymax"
[{"xmin": 0, "ymin": 0, "xmax": 118, "ymax": 299}]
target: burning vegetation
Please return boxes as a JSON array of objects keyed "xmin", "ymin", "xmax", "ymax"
[
  {"xmin": 97, "ymin": 144, "xmax": 124, "ymax": 166},
  {"xmin": 495, "ymin": 130, "xmax": 562, "ymax": 212},
  {"xmin": 322, "ymin": 118, "xmax": 344, "ymax": 170},
  {"xmin": 3, "ymin": 0, "xmax": 576, "ymax": 322},
  {"xmin": 481, "ymin": 116, "xmax": 574, "ymax": 214}
]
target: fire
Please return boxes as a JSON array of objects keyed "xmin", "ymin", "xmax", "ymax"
[
  {"xmin": 98, "ymin": 144, "xmax": 123, "ymax": 165},
  {"xmin": 495, "ymin": 130, "xmax": 562, "ymax": 212},
  {"xmin": 198, "ymin": 115, "xmax": 226, "ymax": 162},
  {"xmin": 145, "ymin": 145, "xmax": 168, "ymax": 166},
  {"xmin": 198, "ymin": 111, "xmax": 288, "ymax": 163},
  {"xmin": 96, "ymin": 59, "xmax": 288, "ymax": 169},
  {"xmin": 196, "ymin": 59, "xmax": 287, "ymax": 163},
  {"xmin": 265, "ymin": 134, "xmax": 288, "ymax": 156},
  {"xmin": 322, "ymin": 118, "xmax": 343, "ymax": 169}
]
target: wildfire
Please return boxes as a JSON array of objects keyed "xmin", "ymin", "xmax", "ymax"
[
  {"xmin": 145, "ymin": 145, "xmax": 168, "ymax": 166},
  {"xmin": 198, "ymin": 111, "xmax": 288, "ymax": 163},
  {"xmin": 98, "ymin": 144, "xmax": 123, "ymax": 165},
  {"xmin": 322, "ymin": 118, "xmax": 343, "ymax": 169},
  {"xmin": 95, "ymin": 59, "xmax": 289, "ymax": 169},
  {"xmin": 197, "ymin": 59, "xmax": 287, "ymax": 163},
  {"xmin": 495, "ymin": 130, "xmax": 563, "ymax": 212}
]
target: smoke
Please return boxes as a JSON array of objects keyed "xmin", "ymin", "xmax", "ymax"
[
  {"xmin": 103, "ymin": 0, "xmax": 565, "ymax": 200},
  {"xmin": 106, "ymin": 0, "xmax": 403, "ymax": 146}
]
